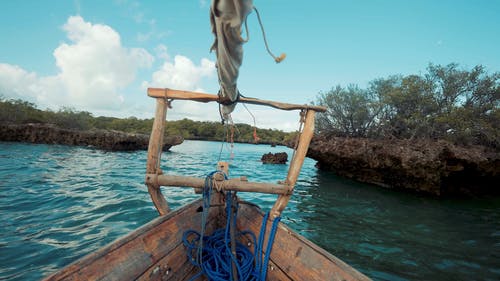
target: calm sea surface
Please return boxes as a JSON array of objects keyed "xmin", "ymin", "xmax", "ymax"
[{"xmin": 0, "ymin": 141, "xmax": 499, "ymax": 281}]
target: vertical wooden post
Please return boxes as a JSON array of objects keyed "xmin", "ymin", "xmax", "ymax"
[
  {"xmin": 270, "ymin": 110, "xmax": 316, "ymax": 219},
  {"xmin": 217, "ymin": 161, "xmax": 229, "ymax": 176},
  {"xmin": 146, "ymin": 98, "xmax": 170, "ymax": 215},
  {"xmin": 212, "ymin": 161, "xmax": 229, "ymax": 204}
]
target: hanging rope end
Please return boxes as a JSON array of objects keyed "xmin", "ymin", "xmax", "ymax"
[{"xmin": 274, "ymin": 53, "xmax": 286, "ymax": 63}]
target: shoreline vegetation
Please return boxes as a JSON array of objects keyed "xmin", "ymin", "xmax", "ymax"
[
  {"xmin": 0, "ymin": 97, "xmax": 293, "ymax": 150},
  {"xmin": 1, "ymin": 63, "xmax": 498, "ymax": 196},
  {"xmin": 0, "ymin": 123, "xmax": 183, "ymax": 151},
  {"xmin": 311, "ymin": 63, "xmax": 499, "ymax": 197}
]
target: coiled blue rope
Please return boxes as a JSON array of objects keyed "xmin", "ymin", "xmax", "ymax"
[{"xmin": 182, "ymin": 171, "xmax": 281, "ymax": 281}]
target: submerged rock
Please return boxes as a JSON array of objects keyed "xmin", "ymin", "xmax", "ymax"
[
  {"xmin": 0, "ymin": 123, "xmax": 183, "ymax": 151},
  {"xmin": 305, "ymin": 135, "xmax": 499, "ymax": 197},
  {"xmin": 261, "ymin": 152, "xmax": 288, "ymax": 164}
]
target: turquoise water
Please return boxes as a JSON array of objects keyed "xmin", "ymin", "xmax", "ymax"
[{"xmin": 0, "ymin": 140, "xmax": 499, "ymax": 281}]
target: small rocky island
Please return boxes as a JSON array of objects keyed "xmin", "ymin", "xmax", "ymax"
[
  {"xmin": 261, "ymin": 152, "xmax": 288, "ymax": 164},
  {"xmin": 305, "ymin": 136, "xmax": 499, "ymax": 197},
  {"xmin": 0, "ymin": 123, "xmax": 183, "ymax": 151}
]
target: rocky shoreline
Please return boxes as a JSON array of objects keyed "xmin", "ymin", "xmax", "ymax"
[
  {"xmin": 0, "ymin": 123, "xmax": 183, "ymax": 151},
  {"xmin": 4, "ymin": 123, "xmax": 499, "ymax": 197},
  {"xmin": 305, "ymin": 136, "xmax": 499, "ymax": 197}
]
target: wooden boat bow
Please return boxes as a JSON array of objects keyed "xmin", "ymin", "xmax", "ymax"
[{"xmin": 43, "ymin": 87, "xmax": 370, "ymax": 281}]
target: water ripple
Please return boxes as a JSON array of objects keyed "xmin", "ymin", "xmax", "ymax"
[{"xmin": 1, "ymin": 141, "xmax": 499, "ymax": 281}]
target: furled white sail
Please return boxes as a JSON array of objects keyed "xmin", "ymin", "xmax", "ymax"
[{"xmin": 210, "ymin": 0, "xmax": 253, "ymax": 120}]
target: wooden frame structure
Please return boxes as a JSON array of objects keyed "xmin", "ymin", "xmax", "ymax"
[
  {"xmin": 43, "ymin": 87, "xmax": 372, "ymax": 281},
  {"xmin": 144, "ymin": 88, "xmax": 326, "ymax": 218}
]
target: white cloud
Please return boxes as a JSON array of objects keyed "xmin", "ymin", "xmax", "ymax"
[
  {"xmin": 114, "ymin": 0, "xmax": 144, "ymax": 24},
  {"xmin": 155, "ymin": 44, "xmax": 170, "ymax": 60},
  {"xmin": 137, "ymin": 31, "xmax": 152, "ymax": 42},
  {"xmin": 139, "ymin": 48, "xmax": 298, "ymax": 131},
  {"xmin": 74, "ymin": 0, "xmax": 81, "ymax": 14},
  {"xmin": 55, "ymin": 16, "xmax": 153, "ymax": 109},
  {"xmin": 0, "ymin": 64, "xmax": 40, "ymax": 100},
  {"xmin": 0, "ymin": 63, "xmax": 64, "ymax": 108},
  {"xmin": 144, "ymin": 54, "xmax": 215, "ymax": 91},
  {"xmin": 0, "ymin": 14, "xmax": 296, "ymax": 131},
  {"xmin": 118, "ymin": 0, "xmax": 170, "ymax": 44},
  {"xmin": 231, "ymin": 107, "xmax": 300, "ymax": 132},
  {"xmin": 141, "ymin": 50, "xmax": 217, "ymax": 121},
  {"xmin": 0, "ymin": 15, "xmax": 153, "ymax": 111}
]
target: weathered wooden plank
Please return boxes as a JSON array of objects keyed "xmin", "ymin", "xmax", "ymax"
[
  {"xmin": 237, "ymin": 233, "xmax": 293, "ymax": 281},
  {"xmin": 147, "ymin": 88, "xmax": 327, "ymax": 112},
  {"xmin": 44, "ymin": 199, "xmax": 369, "ymax": 281},
  {"xmin": 137, "ymin": 207, "xmax": 221, "ymax": 281},
  {"xmin": 146, "ymin": 174, "xmax": 289, "ymax": 195},
  {"xmin": 271, "ymin": 109, "xmax": 316, "ymax": 218},
  {"xmin": 146, "ymin": 97, "xmax": 170, "ymax": 215},
  {"xmin": 43, "ymin": 199, "xmax": 213, "ymax": 281},
  {"xmin": 267, "ymin": 260, "xmax": 294, "ymax": 281},
  {"xmin": 237, "ymin": 203, "xmax": 371, "ymax": 281},
  {"xmin": 137, "ymin": 237, "xmax": 195, "ymax": 281},
  {"xmin": 180, "ymin": 266, "xmax": 205, "ymax": 281}
]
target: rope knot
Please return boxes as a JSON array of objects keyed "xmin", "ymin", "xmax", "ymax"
[{"xmin": 274, "ymin": 53, "xmax": 286, "ymax": 63}]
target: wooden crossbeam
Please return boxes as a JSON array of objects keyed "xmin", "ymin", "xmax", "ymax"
[
  {"xmin": 148, "ymin": 88, "xmax": 327, "ymax": 112},
  {"xmin": 145, "ymin": 174, "xmax": 290, "ymax": 195}
]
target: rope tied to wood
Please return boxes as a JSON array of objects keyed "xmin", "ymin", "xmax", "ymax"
[
  {"xmin": 183, "ymin": 171, "xmax": 281, "ymax": 281},
  {"xmin": 289, "ymin": 109, "xmax": 306, "ymax": 170}
]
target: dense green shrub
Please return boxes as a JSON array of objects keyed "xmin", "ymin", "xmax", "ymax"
[
  {"xmin": 0, "ymin": 97, "xmax": 291, "ymax": 144},
  {"xmin": 315, "ymin": 64, "xmax": 499, "ymax": 148}
]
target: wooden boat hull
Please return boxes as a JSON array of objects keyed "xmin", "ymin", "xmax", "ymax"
[{"xmin": 44, "ymin": 199, "xmax": 370, "ymax": 281}]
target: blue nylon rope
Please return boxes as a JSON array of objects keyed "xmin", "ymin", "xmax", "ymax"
[
  {"xmin": 182, "ymin": 172, "xmax": 281, "ymax": 281},
  {"xmin": 260, "ymin": 216, "xmax": 281, "ymax": 280}
]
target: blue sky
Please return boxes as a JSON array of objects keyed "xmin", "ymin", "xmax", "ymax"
[{"xmin": 1, "ymin": 0, "xmax": 499, "ymax": 131}]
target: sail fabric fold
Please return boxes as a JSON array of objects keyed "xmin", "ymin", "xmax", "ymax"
[{"xmin": 210, "ymin": 0, "xmax": 253, "ymax": 120}]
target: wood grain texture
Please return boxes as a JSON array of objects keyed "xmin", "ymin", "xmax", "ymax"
[
  {"xmin": 136, "ymin": 242, "xmax": 194, "ymax": 281},
  {"xmin": 145, "ymin": 98, "xmax": 169, "ymax": 215},
  {"xmin": 44, "ymin": 200, "xmax": 370, "ymax": 281},
  {"xmin": 271, "ymin": 110, "xmax": 316, "ymax": 218},
  {"xmin": 43, "ymin": 199, "xmax": 211, "ymax": 281},
  {"xmin": 237, "ymin": 203, "xmax": 371, "ymax": 281},
  {"xmin": 146, "ymin": 174, "xmax": 289, "ymax": 195},
  {"xmin": 147, "ymin": 88, "xmax": 327, "ymax": 112}
]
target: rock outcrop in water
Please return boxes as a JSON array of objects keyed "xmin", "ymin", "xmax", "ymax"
[
  {"xmin": 0, "ymin": 123, "xmax": 183, "ymax": 151},
  {"xmin": 261, "ymin": 152, "xmax": 288, "ymax": 164},
  {"xmin": 305, "ymin": 135, "xmax": 499, "ymax": 196}
]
